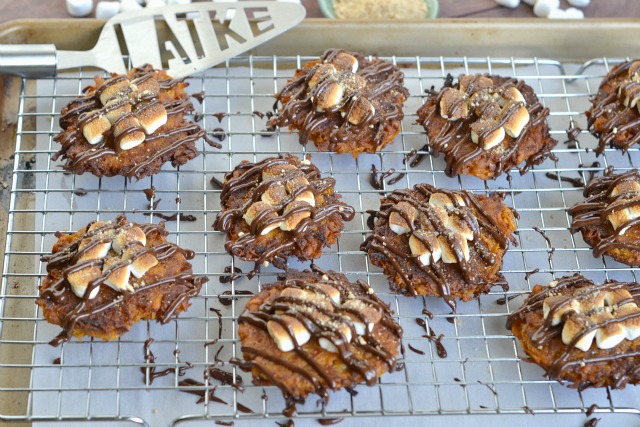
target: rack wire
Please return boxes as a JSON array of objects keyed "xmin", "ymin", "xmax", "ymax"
[{"xmin": 2, "ymin": 53, "xmax": 640, "ymax": 426}]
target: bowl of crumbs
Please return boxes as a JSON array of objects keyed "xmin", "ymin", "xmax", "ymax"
[{"xmin": 319, "ymin": 0, "xmax": 439, "ymax": 19}]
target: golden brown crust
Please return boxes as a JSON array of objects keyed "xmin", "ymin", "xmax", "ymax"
[
  {"xmin": 53, "ymin": 65, "xmax": 211, "ymax": 180},
  {"xmin": 36, "ymin": 216, "xmax": 205, "ymax": 343},
  {"xmin": 416, "ymin": 74, "xmax": 556, "ymax": 180},
  {"xmin": 237, "ymin": 269, "xmax": 402, "ymax": 400},
  {"xmin": 270, "ymin": 48, "xmax": 409, "ymax": 157},
  {"xmin": 361, "ymin": 184, "xmax": 517, "ymax": 309},
  {"xmin": 508, "ymin": 275, "xmax": 640, "ymax": 389}
]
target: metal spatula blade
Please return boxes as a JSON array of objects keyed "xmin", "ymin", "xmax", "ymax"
[{"xmin": 0, "ymin": 2, "xmax": 306, "ymax": 78}]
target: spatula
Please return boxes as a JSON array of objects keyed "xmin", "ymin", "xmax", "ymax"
[{"xmin": 0, "ymin": 2, "xmax": 306, "ymax": 78}]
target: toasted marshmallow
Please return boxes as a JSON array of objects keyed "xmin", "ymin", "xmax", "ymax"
[
  {"xmin": 439, "ymin": 233, "xmax": 469, "ymax": 264},
  {"xmin": 388, "ymin": 201, "xmax": 417, "ymax": 235},
  {"xmin": 280, "ymin": 287, "xmax": 333, "ymax": 310},
  {"xmin": 330, "ymin": 52, "xmax": 359, "ymax": 73},
  {"xmin": 448, "ymin": 214, "xmax": 474, "ymax": 241},
  {"xmin": 280, "ymin": 201, "xmax": 312, "ymax": 231},
  {"xmin": 112, "ymin": 226, "xmax": 146, "ymax": 254},
  {"xmin": 429, "ymin": 192, "xmax": 465, "ymax": 210},
  {"xmin": 409, "ymin": 230, "xmax": 441, "ymax": 266},
  {"xmin": 135, "ymin": 100, "xmax": 168, "ymax": 134},
  {"xmin": 594, "ymin": 311, "xmax": 627, "ymax": 350},
  {"xmin": 607, "ymin": 202, "xmax": 640, "ymax": 232},
  {"xmin": 76, "ymin": 241, "xmax": 112, "ymax": 262},
  {"xmin": 610, "ymin": 179, "xmax": 640, "ymax": 197},
  {"xmin": 261, "ymin": 184, "xmax": 288, "ymax": 207},
  {"xmin": 113, "ymin": 115, "xmax": 145, "ymax": 151},
  {"xmin": 316, "ymin": 283, "xmax": 341, "ymax": 304},
  {"xmin": 67, "ymin": 264, "xmax": 102, "ymax": 299},
  {"xmin": 103, "ymin": 262, "xmax": 134, "ymax": 293},
  {"xmin": 308, "ymin": 63, "xmax": 337, "ymax": 89},
  {"xmin": 459, "ymin": 75, "xmax": 494, "ymax": 93},
  {"xmin": 99, "ymin": 78, "xmax": 132, "ymax": 105},
  {"xmin": 502, "ymin": 103, "xmax": 530, "ymax": 138},
  {"xmin": 88, "ymin": 220, "xmax": 110, "ymax": 234},
  {"xmin": 500, "ymin": 86, "xmax": 526, "ymax": 106},
  {"xmin": 347, "ymin": 96, "xmax": 375, "ymax": 125},
  {"xmin": 267, "ymin": 316, "xmax": 311, "ymax": 352},
  {"xmin": 285, "ymin": 175, "xmax": 310, "ymax": 193},
  {"xmin": 319, "ymin": 322, "xmax": 353, "ymax": 353},
  {"xmin": 243, "ymin": 201, "xmax": 281, "ymax": 235},
  {"xmin": 81, "ymin": 113, "xmax": 111, "ymax": 145},
  {"xmin": 315, "ymin": 80, "xmax": 344, "ymax": 112},
  {"xmin": 470, "ymin": 119, "xmax": 505, "ymax": 150},
  {"xmin": 439, "ymin": 87, "xmax": 469, "ymax": 121},
  {"xmin": 562, "ymin": 314, "xmax": 596, "ymax": 351},
  {"xmin": 343, "ymin": 299, "xmax": 382, "ymax": 334},
  {"xmin": 429, "ymin": 204, "xmax": 449, "ymax": 228},
  {"xmin": 130, "ymin": 76, "xmax": 161, "ymax": 100},
  {"xmin": 126, "ymin": 248, "xmax": 158, "ymax": 279},
  {"xmin": 104, "ymin": 98, "xmax": 132, "ymax": 123}
]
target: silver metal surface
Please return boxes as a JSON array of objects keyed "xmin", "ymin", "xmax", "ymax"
[
  {"xmin": 0, "ymin": 2, "xmax": 306, "ymax": 78},
  {"xmin": 1, "ymin": 54, "xmax": 640, "ymax": 425}
]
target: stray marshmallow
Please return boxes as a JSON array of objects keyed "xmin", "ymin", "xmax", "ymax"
[
  {"xmin": 95, "ymin": 1, "xmax": 120, "ymax": 19},
  {"xmin": 567, "ymin": 0, "xmax": 590, "ymax": 7},
  {"xmin": 564, "ymin": 7, "xmax": 585, "ymax": 18},
  {"xmin": 495, "ymin": 0, "xmax": 521, "ymax": 8},
  {"xmin": 120, "ymin": 0, "xmax": 143, "ymax": 12},
  {"xmin": 66, "ymin": 0, "xmax": 94, "ymax": 17},
  {"xmin": 533, "ymin": 0, "xmax": 560, "ymax": 17}
]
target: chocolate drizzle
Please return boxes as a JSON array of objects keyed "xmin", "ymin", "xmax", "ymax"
[
  {"xmin": 587, "ymin": 60, "xmax": 640, "ymax": 154},
  {"xmin": 568, "ymin": 169, "xmax": 640, "ymax": 258},
  {"xmin": 237, "ymin": 268, "xmax": 402, "ymax": 401},
  {"xmin": 269, "ymin": 48, "xmax": 408, "ymax": 154},
  {"xmin": 37, "ymin": 215, "xmax": 206, "ymax": 346},
  {"xmin": 419, "ymin": 74, "xmax": 554, "ymax": 179},
  {"xmin": 53, "ymin": 64, "xmax": 214, "ymax": 180},
  {"xmin": 214, "ymin": 155, "xmax": 355, "ymax": 278},
  {"xmin": 507, "ymin": 274, "xmax": 640, "ymax": 388},
  {"xmin": 361, "ymin": 184, "xmax": 516, "ymax": 311}
]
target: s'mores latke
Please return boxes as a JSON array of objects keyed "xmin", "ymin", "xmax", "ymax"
[
  {"xmin": 269, "ymin": 48, "xmax": 409, "ymax": 157},
  {"xmin": 417, "ymin": 74, "xmax": 556, "ymax": 180},
  {"xmin": 54, "ymin": 65, "xmax": 216, "ymax": 180},
  {"xmin": 36, "ymin": 215, "xmax": 206, "ymax": 345},
  {"xmin": 214, "ymin": 155, "xmax": 355, "ymax": 277},
  {"xmin": 586, "ymin": 60, "xmax": 640, "ymax": 154},
  {"xmin": 237, "ymin": 269, "xmax": 402, "ymax": 400},
  {"xmin": 569, "ymin": 169, "xmax": 640, "ymax": 266},
  {"xmin": 361, "ymin": 184, "xmax": 517, "ymax": 310},
  {"xmin": 508, "ymin": 275, "xmax": 640, "ymax": 389}
]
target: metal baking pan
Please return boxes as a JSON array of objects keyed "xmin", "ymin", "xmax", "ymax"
[{"xmin": 2, "ymin": 19, "xmax": 640, "ymax": 426}]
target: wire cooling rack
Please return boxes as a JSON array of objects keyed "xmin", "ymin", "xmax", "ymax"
[{"xmin": 2, "ymin": 54, "xmax": 640, "ymax": 426}]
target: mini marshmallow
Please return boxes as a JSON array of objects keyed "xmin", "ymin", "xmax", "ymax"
[
  {"xmin": 567, "ymin": 0, "xmax": 590, "ymax": 7},
  {"xmin": 533, "ymin": 0, "xmax": 560, "ymax": 18},
  {"xmin": 95, "ymin": 1, "xmax": 120, "ymax": 19},
  {"xmin": 495, "ymin": 0, "xmax": 521, "ymax": 8},
  {"xmin": 66, "ymin": 0, "xmax": 94, "ymax": 17},
  {"xmin": 120, "ymin": 0, "xmax": 143, "ymax": 12},
  {"xmin": 564, "ymin": 7, "xmax": 585, "ymax": 18}
]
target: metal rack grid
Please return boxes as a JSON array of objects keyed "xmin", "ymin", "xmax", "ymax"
[{"xmin": 2, "ymin": 53, "xmax": 640, "ymax": 426}]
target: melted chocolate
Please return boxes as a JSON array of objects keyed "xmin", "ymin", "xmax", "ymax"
[
  {"xmin": 407, "ymin": 343, "xmax": 425, "ymax": 355},
  {"xmin": 208, "ymin": 366, "xmax": 243, "ymax": 391},
  {"xmin": 39, "ymin": 215, "xmax": 205, "ymax": 346},
  {"xmin": 54, "ymin": 65, "xmax": 213, "ymax": 180},
  {"xmin": 192, "ymin": 91, "xmax": 205, "ymax": 104},
  {"xmin": 584, "ymin": 418, "xmax": 600, "ymax": 427},
  {"xmin": 53, "ymin": 357, "xmax": 61, "ymax": 365},
  {"xmin": 210, "ymin": 176, "xmax": 224, "ymax": 189},
  {"xmin": 318, "ymin": 418, "xmax": 343, "ymax": 425},
  {"xmin": 421, "ymin": 74, "xmax": 552, "ymax": 178},
  {"xmin": 214, "ymin": 156, "xmax": 355, "ymax": 278},
  {"xmin": 496, "ymin": 294, "xmax": 519, "ymax": 305},
  {"xmin": 212, "ymin": 112, "xmax": 227, "ymax": 123},
  {"xmin": 586, "ymin": 403, "xmax": 599, "ymax": 416},
  {"xmin": 587, "ymin": 61, "xmax": 640, "ymax": 154},
  {"xmin": 524, "ymin": 268, "xmax": 540, "ymax": 280},
  {"xmin": 210, "ymin": 128, "xmax": 226, "ymax": 142},
  {"xmin": 370, "ymin": 164, "xmax": 396, "ymax": 190},
  {"xmin": 143, "ymin": 186, "xmax": 156, "ymax": 201},
  {"xmin": 178, "ymin": 378, "xmax": 227, "ymax": 405},
  {"xmin": 215, "ymin": 422, "xmax": 234, "ymax": 426},
  {"xmin": 237, "ymin": 269, "xmax": 402, "ymax": 401},
  {"xmin": 149, "ymin": 212, "xmax": 197, "ymax": 222},
  {"xmin": 210, "ymin": 307, "xmax": 223, "ymax": 339},
  {"xmin": 546, "ymin": 172, "xmax": 584, "ymax": 188},
  {"xmin": 269, "ymin": 48, "xmax": 408, "ymax": 152},
  {"xmin": 73, "ymin": 188, "xmax": 88, "ymax": 196},
  {"xmin": 276, "ymin": 420, "xmax": 295, "ymax": 427},
  {"xmin": 569, "ymin": 169, "xmax": 640, "ymax": 257},
  {"xmin": 361, "ymin": 184, "xmax": 515, "ymax": 310},
  {"xmin": 507, "ymin": 275, "xmax": 640, "ymax": 385},
  {"xmin": 220, "ymin": 265, "xmax": 242, "ymax": 283},
  {"xmin": 218, "ymin": 290, "xmax": 255, "ymax": 306}
]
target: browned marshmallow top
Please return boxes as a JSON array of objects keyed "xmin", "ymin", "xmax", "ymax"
[
  {"xmin": 438, "ymin": 75, "xmax": 530, "ymax": 150},
  {"xmin": 569, "ymin": 169, "xmax": 640, "ymax": 257},
  {"xmin": 77, "ymin": 74, "xmax": 168, "ymax": 152}
]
